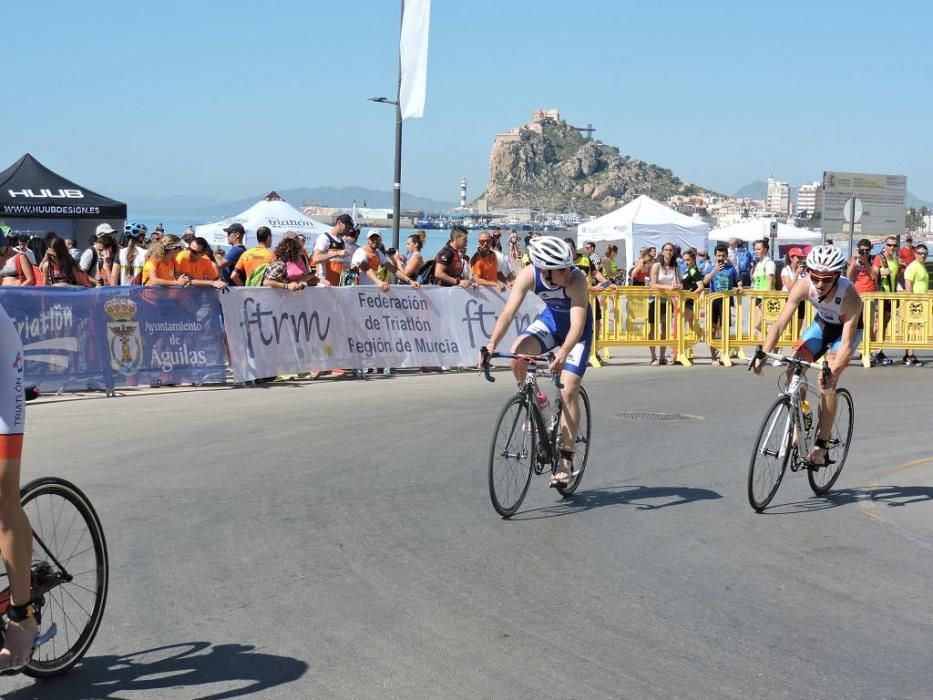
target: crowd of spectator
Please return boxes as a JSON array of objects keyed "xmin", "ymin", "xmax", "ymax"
[{"xmin": 0, "ymin": 220, "xmax": 928, "ymax": 373}]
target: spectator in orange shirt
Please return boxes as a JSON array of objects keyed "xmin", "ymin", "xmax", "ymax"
[
  {"xmin": 231, "ymin": 226, "xmax": 275, "ymax": 285},
  {"xmin": 470, "ymin": 231, "xmax": 507, "ymax": 291},
  {"xmin": 176, "ymin": 237, "xmax": 226, "ymax": 290},
  {"xmin": 142, "ymin": 235, "xmax": 190, "ymax": 287},
  {"xmin": 898, "ymin": 234, "xmax": 915, "ymax": 288}
]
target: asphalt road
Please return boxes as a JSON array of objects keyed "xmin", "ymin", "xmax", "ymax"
[{"xmin": 4, "ymin": 360, "xmax": 933, "ymax": 699}]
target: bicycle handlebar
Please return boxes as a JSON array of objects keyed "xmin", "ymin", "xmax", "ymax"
[
  {"xmin": 748, "ymin": 344, "xmax": 829, "ymax": 379},
  {"xmin": 479, "ymin": 348, "xmax": 564, "ymax": 389}
]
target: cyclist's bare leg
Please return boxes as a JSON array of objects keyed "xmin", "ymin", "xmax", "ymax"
[
  {"xmin": 553, "ymin": 370, "xmax": 581, "ymax": 484},
  {"xmin": 810, "ymin": 353, "xmax": 844, "ymax": 465},
  {"xmin": 0, "ymin": 445, "xmax": 38, "ymax": 669},
  {"xmin": 509, "ymin": 335, "xmax": 543, "ymax": 386}
]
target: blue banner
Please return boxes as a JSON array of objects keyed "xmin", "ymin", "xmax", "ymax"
[{"xmin": 0, "ymin": 287, "xmax": 227, "ymax": 391}]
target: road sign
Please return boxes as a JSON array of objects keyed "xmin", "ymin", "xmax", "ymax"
[
  {"xmin": 822, "ymin": 171, "xmax": 906, "ymax": 237},
  {"xmin": 842, "ymin": 197, "xmax": 863, "ymax": 224}
]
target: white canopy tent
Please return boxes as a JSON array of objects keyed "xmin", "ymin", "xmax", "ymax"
[
  {"xmin": 709, "ymin": 218, "xmax": 824, "ymax": 260},
  {"xmin": 576, "ymin": 195, "xmax": 709, "ymax": 272},
  {"xmin": 196, "ymin": 191, "xmax": 331, "ymax": 248}
]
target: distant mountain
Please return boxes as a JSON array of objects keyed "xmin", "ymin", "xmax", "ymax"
[
  {"xmin": 906, "ymin": 191, "xmax": 932, "ymax": 209},
  {"xmin": 732, "ymin": 180, "xmax": 768, "ymax": 200},
  {"xmin": 121, "ymin": 187, "xmax": 455, "ymax": 218}
]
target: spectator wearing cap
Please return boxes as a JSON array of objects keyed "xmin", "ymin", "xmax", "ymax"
[
  {"xmin": 142, "ymin": 235, "xmax": 191, "ymax": 287},
  {"xmin": 0, "ymin": 229, "xmax": 37, "ymax": 286},
  {"xmin": 312, "ymin": 214, "xmax": 354, "ymax": 286},
  {"xmin": 176, "ymin": 237, "xmax": 225, "ymax": 290},
  {"xmin": 216, "ymin": 223, "xmax": 246, "ymax": 286},
  {"xmin": 696, "ymin": 249, "xmax": 714, "ymax": 276},
  {"xmin": 351, "ymin": 231, "xmax": 419, "ymax": 291},
  {"xmin": 232, "ymin": 226, "xmax": 275, "ymax": 286}
]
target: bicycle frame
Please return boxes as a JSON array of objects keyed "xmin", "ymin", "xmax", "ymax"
[
  {"xmin": 481, "ymin": 349, "xmax": 564, "ymax": 475},
  {"xmin": 752, "ymin": 347, "xmax": 829, "ymax": 468}
]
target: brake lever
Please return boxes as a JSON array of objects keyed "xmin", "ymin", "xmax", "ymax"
[{"xmin": 480, "ymin": 346, "xmax": 495, "ymax": 383}]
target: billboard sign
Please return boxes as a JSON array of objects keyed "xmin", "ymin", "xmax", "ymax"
[{"xmin": 822, "ymin": 171, "xmax": 906, "ymax": 237}]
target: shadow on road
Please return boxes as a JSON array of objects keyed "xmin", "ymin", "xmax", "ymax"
[
  {"xmin": 513, "ymin": 484, "xmax": 722, "ymax": 520},
  {"xmin": 5, "ymin": 641, "xmax": 308, "ymax": 700},
  {"xmin": 764, "ymin": 484, "xmax": 933, "ymax": 515}
]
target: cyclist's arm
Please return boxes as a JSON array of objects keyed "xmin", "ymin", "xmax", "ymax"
[
  {"xmin": 761, "ymin": 279, "xmax": 809, "ymax": 354},
  {"xmin": 485, "ymin": 265, "xmax": 534, "ymax": 351}
]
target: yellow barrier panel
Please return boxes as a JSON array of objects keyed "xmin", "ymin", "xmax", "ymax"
[
  {"xmin": 590, "ymin": 287, "xmax": 931, "ymax": 369},
  {"xmin": 590, "ymin": 288, "xmax": 698, "ymax": 366},
  {"xmin": 706, "ymin": 291, "xmax": 816, "ymax": 365},
  {"xmin": 860, "ymin": 293, "xmax": 933, "ymax": 367}
]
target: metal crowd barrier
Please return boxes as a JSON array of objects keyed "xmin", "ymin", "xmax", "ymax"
[{"xmin": 589, "ymin": 287, "xmax": 931, "ymax": 368}]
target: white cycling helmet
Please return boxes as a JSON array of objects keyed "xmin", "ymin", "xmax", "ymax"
[
  {"xmin": 526, "ymin": 237, "xmax": 574, "ymax": 270},
  {"xmin": 806, "ymin": 244, "xmax": 846, "ymax": 273}
]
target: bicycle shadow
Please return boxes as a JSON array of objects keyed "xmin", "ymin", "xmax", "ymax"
[
  {"xmin": 763, "ymin": 484, "xmax": 933, "ymax": 515},
  {"xmin": 5, "ymin": 641, "xmax": 308, "ymax": 700},
  {"xmin": 512, "ymin": 484, "xmax": 722, "ymax": 520}
]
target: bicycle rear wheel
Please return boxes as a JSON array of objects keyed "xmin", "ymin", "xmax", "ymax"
[
  {"xmin": 807, "ymin": 388, "xmax": 854, "ymax": 496},
  {"xmin": 748, "ymin": 397, "xmax": 793, "ymax": 512},
  {"xmin": 488, "ymin": 394, "xmax": 536, "ymax": 518},
  {"xmin": 557, "ymin": 385, "xmax": 591, "ymax": 496},
  {"xmin": 20, "ymin": 477, "xmax": 109, "ymax": 678}
]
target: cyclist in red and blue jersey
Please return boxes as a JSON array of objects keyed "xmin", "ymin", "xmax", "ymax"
[
  {"xmin": 0, "ymin": 298, "xmax": 37, "ymax": 670},
  {"xmin": 482, "ymin": 237, "xmax": 593, "ymax": 488}
]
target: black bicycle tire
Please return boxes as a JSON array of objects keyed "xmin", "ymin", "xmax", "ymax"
[
  {"xmin": 19, "ymin": 477, "xmax": 109, "ymax": 678},
  {"xmin": 557, "ymin": 385, "xmax": 591, "ymax": 496},
  {"xmin": 488, "ymin": 394, "xmax": 535, "ymax": 518},
  {"xmin": 807, "ymin": 388, "xmax": 854, "ymax": 496},
  {"xmin": 747, "ymin": 396, "xmax": 792, "ymax": 512}
]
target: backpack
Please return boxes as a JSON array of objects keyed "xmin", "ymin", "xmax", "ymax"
[
  {"xmin": 245, "ymin": 263, "xmax": 269, "ymax": 287},
  {"xmin": 415, "ymin": 258, "xmax": 436, "ymax": 285}
]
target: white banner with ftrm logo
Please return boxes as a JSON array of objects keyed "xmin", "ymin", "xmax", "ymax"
[{"xmin": 219, "ymin": 286, "xmax": 545, "ymax": 382}]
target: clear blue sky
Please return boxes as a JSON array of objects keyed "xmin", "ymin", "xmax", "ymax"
[{"xmin": 4, "ymin": 0, "xmax": 932, "ymax": 205}]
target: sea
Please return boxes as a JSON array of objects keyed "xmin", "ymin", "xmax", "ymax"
[{"xmin": 133, "ymin": 214, "xmax": 523, "ymax": 259}]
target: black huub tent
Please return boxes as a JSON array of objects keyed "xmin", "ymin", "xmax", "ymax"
[{"xmin": 0, "ymin": 153, "xmax": 126, "ymax": 239}]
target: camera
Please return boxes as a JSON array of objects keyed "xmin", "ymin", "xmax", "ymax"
[{"xmin": 386, "ymin": 247, "xmax": 397, "ymax": 256}]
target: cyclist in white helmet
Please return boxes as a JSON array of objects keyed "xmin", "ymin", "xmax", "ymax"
[
  {"xmin": 481, "ymin": 236, "xmax": 593, "ymax": 487},
  {"xmin": 753, "ymin": 244, "xmax": 863, "ymax": 466}
]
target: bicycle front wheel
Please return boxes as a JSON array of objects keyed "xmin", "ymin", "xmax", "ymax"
[
  {"xmin": 489, "ymin": 394, "xmax": 536, "ymax": 518},
  {"xmin": 557, "ymin": 385, "xmax": 591, "ymax": 496},
  {"xmin": 748, "ymin": 397, "xmax": 793, "ymax": 512},
  {"xmin": 21, "ymin": 477, "xmax": 109, "ymax": 678},
  {"xmin": 808, "ymin": 388, "xmax": 854, "ymax": 496}
]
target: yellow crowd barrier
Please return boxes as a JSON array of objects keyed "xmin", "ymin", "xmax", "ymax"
[
  {"xmin": 589, "ymin": 287, "xmax": 932, "ymax": 369},
  {"xmin": 860, "ymin": 293, "xmax": 933, "ymax": 366}
]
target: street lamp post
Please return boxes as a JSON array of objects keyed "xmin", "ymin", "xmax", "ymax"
[{"xmin": 368, "ymin": 95, "xmax": 403, "ymax": 252}]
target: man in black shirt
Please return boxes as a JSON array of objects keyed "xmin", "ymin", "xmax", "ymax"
[{"xmin": 434, "ymin": 226, "xmax": 474, "ymax": 288}]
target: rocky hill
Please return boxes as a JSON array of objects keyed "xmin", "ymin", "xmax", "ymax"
[{"xmin": 480, "ymin": 109, "xmax": 709, "ymax": 214}]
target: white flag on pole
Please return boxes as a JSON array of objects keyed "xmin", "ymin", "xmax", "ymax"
[{"xmin": 399, "ymin": 0, "xmax": 431, "ymax": 120}]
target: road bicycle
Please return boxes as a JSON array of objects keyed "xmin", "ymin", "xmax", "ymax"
[
  {"xmin": 0, "ymin": 476, "xmax": 109, "ymax": 678},
  {"xmin": 746, "ymin": 347, "xmax": 854, "ymax": 512},
  {"xmin": 480, "ymin": 348, "xmax": 591, "ymax": 518}
]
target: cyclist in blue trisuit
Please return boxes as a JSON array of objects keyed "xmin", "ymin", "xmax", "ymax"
[
  {"xmin": 0, "ymin": 295, "xmax": 37, "ymax": 670},
  {"xmin": 753, "ymin": 245, "xmax": 862, "ymax": 466},
  {"xmin": 482, "ymin": 237, "xmax": 593, "ymax": 488}
]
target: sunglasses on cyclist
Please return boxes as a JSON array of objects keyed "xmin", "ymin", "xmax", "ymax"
[{"xmin": 808, "ymin": 272, "xmax": 836, "ymax": 284}]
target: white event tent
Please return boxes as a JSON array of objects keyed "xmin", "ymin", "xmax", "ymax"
[
  {"xmin": 196, "ymin": 191, "xmax": 331, "ymax": 248},
  {"xmin": 576, "ymin": 195, "xmax": 709, "ymax": 270},
  {"xmin": 709, "ymin": 218, "xmax": 821, "ymax": 244}
]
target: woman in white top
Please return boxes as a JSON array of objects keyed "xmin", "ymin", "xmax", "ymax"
[
  {"xmin": 648, "ymin": 242, "xmax": 682, "ymax": 365},
  {"xmin": 111, "ymin": 227, "xmax": 148, "ymax": 286}
]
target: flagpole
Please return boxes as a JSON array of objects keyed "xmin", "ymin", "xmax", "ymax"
[{"xmin": 392, "ymin": 0, "xmax": 404, "ymax": 252}]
